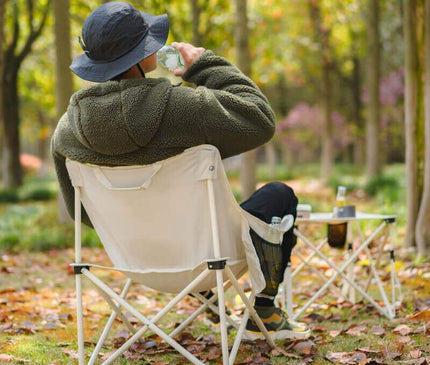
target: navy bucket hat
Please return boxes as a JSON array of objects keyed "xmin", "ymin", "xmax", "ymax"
[{"xmin": 70, "ymin": 2, "xmax": 169, "ymax": 82}]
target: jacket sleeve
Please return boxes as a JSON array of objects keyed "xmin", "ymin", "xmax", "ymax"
[
  {"xmin": 51, "ymin": 117, "xmax": 93, "ymax": 228},
  {"xmin": 171, "ymin": 50, "xmax": 276, "ymax": 159}
]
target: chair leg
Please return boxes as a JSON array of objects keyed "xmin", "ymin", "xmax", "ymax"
[
  {"xmin": 215, "ymin": 270, "xmax": 230, "ymax": 365},
  {"xmin": 82, "ymin": 268, "xmax": 207, "ymax": 365},
  {"xmin": 76, "ymin": 274, "xmax": 85, "ymax": 365},
  {"xmin": 87, "ymin": 279, "xmax": 133, "ymax": 365},
  {"xmin": 230, "ymin": 306, "xmax": 250, "ymax": 365}
]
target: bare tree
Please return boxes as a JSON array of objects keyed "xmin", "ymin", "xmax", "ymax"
[
  {"xmin": 0, "ymin": 0, "xmax": 6, "ymax": 158},
  {"xmin": 309, "ymin": 0, "xmax": 333, "ymax": 180},
  {"xmin": 366, "ymin": 0, "xmax": 381, "ymax": 178},
  {"xmin": 1, "ymin": 0, "xmax": 50, "ymax": 187},
  {"xmin": 235, "ymin": 0, "xmax": 256, "ymax": 201},
  {"xmin": 403, "ymin": 0, "xmax": 421, "ymax": 248},
  {"xmin": 53, "ymin": 0, "xmax": 73, "ymax": 223},
  {"xmin": 415, "ymin": 0, "xmax": 430, "ymax": 255}
]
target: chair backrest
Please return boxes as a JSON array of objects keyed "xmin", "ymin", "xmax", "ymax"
[{"xmin": 66, "ymin": 145, "xmax": 267, "ymax": 292}]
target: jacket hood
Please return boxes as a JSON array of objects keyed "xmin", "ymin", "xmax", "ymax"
[{"xmin": 67, "ymin": 78, "xmax": 172, "ymax": 155}]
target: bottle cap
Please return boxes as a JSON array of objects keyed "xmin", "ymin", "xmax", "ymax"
[{"xmin": 271, "ymin": 216, "xmax": 281, "ymax": 224}]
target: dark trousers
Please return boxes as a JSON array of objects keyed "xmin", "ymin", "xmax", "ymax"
[{"xmin": 240, "ymin": 182, "xmax": 298, "ymax": 271}]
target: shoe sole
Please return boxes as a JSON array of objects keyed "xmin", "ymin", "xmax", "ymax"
[
  {"xmin": 203, "ymin": 316, "xmax": 238, "ymax": 333},
  {"xmin": 244, "ymin": 328, "xmax": 311, "ymax": 341}
]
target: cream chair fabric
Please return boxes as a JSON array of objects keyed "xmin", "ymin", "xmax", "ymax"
[{"xmin": 66, "ymin": 144, "xmax": 293, "ymax": 365}]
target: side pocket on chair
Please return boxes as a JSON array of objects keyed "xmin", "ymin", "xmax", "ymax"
[{"xmin": 249, "ymin": 229, "xmax": 284, "ymax": 297}]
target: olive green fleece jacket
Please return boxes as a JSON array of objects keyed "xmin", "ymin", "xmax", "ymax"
[{"xmin": 51, "ymin": 50, "xmax": 276, "ymax": 226}]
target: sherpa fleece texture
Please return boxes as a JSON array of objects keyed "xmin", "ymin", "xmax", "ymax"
[{"xmin": 51, "ymin": 50, "xmax": 276, "ymax": 226}]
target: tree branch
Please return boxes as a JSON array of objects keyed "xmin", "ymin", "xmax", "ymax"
[
  {"xmin": 17, "ymin": 0, "xmax": 51, "ymax": 66},
  {"xmin": 5, "ymin": 0, "xmax": 20, "ymax": 60}
]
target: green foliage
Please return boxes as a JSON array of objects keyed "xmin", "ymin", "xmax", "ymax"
[
  {"xmin": 326, "ymin": 174, "xmax": 362, "ymax": 193},
  {"xmin": 0, "ymin": 188, "xmax": 19, "ymax": 203},
  {"xmin": 363, "ymin": 174, "xmax": 399, "ymax": 197},
  {"xmin": 19, "ymin": 177, "xmax": 58, "ymax": 201},
  {"xmin": 257, "ymin": 164, "xmax": 296, "ymax": 182},
  {"xmin": 0, "ymin": 205, "xmax": 41, "ymax": 250},
  {"xmin": 0, "ymin": 176, "xmax": 57, "ymax": 203},
  {"xmin": 0, "ymin": 201, "xmax": 101, "ymax": 252}
]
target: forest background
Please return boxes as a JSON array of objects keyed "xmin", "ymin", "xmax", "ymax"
[
  {"xmin": 0, "ymin": 0, "xmax": 430, "ymax": 364},
  {"xmin": 0, "ymin": 0, "xmax": 429, "ymax": 254}
]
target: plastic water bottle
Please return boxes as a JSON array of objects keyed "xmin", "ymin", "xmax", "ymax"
[
  {"xmin": 267, "ymin": 216, "xmax": 282, "ymax": 244},
  {"xmin": 157, "ymin": 45, "xmax": 184, "ymax": 69}
]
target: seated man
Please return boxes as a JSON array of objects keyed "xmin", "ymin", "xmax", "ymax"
[{"xmin": 51, "ymin": 1, "xmax": 310, "ymax": 340}]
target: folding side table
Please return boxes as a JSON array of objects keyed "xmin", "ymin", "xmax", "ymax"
[{"xmin": 282, "ymin": 212, "xmax": 402, "ymax": 320}]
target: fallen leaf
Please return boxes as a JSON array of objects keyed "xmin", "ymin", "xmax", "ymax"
[
  {"xmin": 292, "ymin": 340, "xmax": 317, "ymax": 355},
  {"xmin": 393, "ymin": 324, "xmax": 412, "ymax": 336},
  {"xmin": 397, "ymin": 335, "xmax": 411, "ymax": 344},
  {"xmin": 312, "ymin": 324, "xmax": 328, "ymax": 332},
  {"xmin": 371, "ymin": 326, "xmax": 385, "ymax": 336},
  {"xmin": 0, "ymin": 323, "xmax": 13, "ymax": 332},
  {"xmin": 409, "ymin": 309, "xmax": 430, "ymax": 322},
  {"xmin": 383, "ymin": 348, "xmax": 402, "ymax": 360},
  {"xmin": 240, "ymin": 352, "xmax": 270, "ymax": 364},
  {"xmin": 270, "ymin": 346, "xmax": 301, "ymax": 358},
  {"xmin": 201, "ymin": 345, "xmax": 221, "ymax": 361},
  {"xmin": 329, "ymin": 330, "xmax": 342, "ymax": 338},
  {"xmin": 357, "ymin": 347, "xmax": 382, "ymax": 355},
  {"xmin": 326, "ymin": 351, "xmax": 367, "ymax": 364},
  {"xmin": 44, "ymin": 322, "xmax": 56, "ymax": 330},
  {"xmin": 0, "ymin": 354, "xmax": 14, "ymax": 362},
  {"xmin": 396, "ymin": 359, "xmax": 429, "ymax": 364},
  {"xmin": 62, "ymin": 349, "xmax": 79, "ymax": 359},
  {"xmin": 409, "ymin": 350, "xmax": 422, "ymax": 359},
  {"xmin": 346, "ymin": 325, "xmax": 367, "ymax": 336}
]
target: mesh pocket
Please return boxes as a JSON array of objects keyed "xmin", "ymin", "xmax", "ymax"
[{"xmin": 250, "ymin": 229, "xmax": 284, "ymax": 297}]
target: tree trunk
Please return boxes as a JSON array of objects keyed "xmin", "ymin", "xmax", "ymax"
[
  {"xmin": 2, "ymin": 64, "xmax": 22, "ymax": 187},
  {"xmin": 320, "ymin": 61, "xmax": 333, "ymax": 179},
  {"xmin": 37, "ymin": 110, "xmax": 48, "ymax": 178},
  {"xmin": 415, "ymin": 0, "xmax": 430, "ymax": 255},
  {"xmin": 308, "ymin": 1, "xmax": 333, "ymax": 179},
  {"xmin": 366, "ymin": 0, "xmax": 382, "ymax": 178},
  {"xmin": 190, "ymin": 0, "xmax": 203, "ymax": 46},
  {"xmin": 0, "ymin": 0, "xmax": 5, "ymax": 166},
  {"xmin": 265, "ymin": 142, "xmax": 276, "ymax": 180},
  {"xmin": 54, "ymin": 0, "xmax": 73, "ymax": 120},
  {"xmin": 53, "ymin": 0, "xmax": 74, "ymax": 223},
  {"xmin": 403, "ymin": 0, "xmax": 420, "ymax": 248},
  {"xmin": 1, "ymin": 0, "xmax": 50, "ymax": 188},
  {"xmin": 352, "ymin": 57, "xmax": 364, "ymax": 166},
  {"xmin": 235, "ymin": 0, "xmax": 256, "ymax": 201}
]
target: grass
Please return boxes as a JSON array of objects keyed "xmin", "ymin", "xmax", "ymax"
[
  {"xmin": 0, "ymin": 246, "xmax": 428, "ymax": 364},
  {"xmin": 1, "ymin": 162, "xmax": 428, "ymax": 364}
]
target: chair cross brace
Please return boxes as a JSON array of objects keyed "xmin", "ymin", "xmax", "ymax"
[
  {"xmin": 207, "ymin": 258, "xmax": 227, "ymax": 270},
  {"xmin": 72, "ymin": 263, "xmax": 91, "ymax": 275}
]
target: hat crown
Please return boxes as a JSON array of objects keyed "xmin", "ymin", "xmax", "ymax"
[{"xmin": 82, "ymin": 2, "xmax": 148, "ymax": 62}]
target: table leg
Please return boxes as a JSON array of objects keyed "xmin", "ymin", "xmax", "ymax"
[{"xmin": 292, "ymin": 223, "xmax": 394, "ymax": 319}]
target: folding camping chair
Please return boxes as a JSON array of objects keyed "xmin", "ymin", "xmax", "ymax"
[{"xmin": 66, "ymin": 144, "xmax": 294, "ymax": 365}]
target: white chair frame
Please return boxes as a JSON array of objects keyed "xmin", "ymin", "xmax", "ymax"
[{"xmin": 67, "ymin": 145, "xmax": 283, "ymax": 365}]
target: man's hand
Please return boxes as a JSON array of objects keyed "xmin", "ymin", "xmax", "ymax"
[{"xmin": 170, "ymin": 42, "xmax": 205, "ymax": 77}]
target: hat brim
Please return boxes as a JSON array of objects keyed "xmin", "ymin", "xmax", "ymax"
[{"xmin": 70, "ymin": 12, "xmax": 169, "ymax": 82}]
